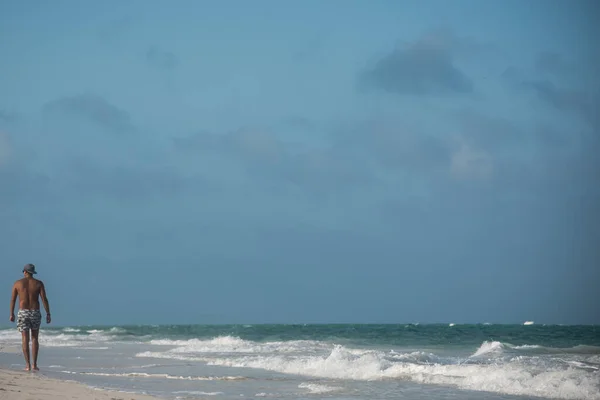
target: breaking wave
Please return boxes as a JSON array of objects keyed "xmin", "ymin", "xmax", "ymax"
[{"xmin": 136, "ymin": 336, "xmax": 600, "ymax": 399}]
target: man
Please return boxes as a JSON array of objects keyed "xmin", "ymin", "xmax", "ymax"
[{"xmin": 9, "ymin": 264, "xmax": 51, "ymax": 371}]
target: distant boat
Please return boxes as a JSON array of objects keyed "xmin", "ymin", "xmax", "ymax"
[
  {"xmin": 523, "ymin": 321, "xmax": 534, "ymax": 325},
  {"xmin": 449, "ymin": 323, "xmax": 455, "ymax": 327}
]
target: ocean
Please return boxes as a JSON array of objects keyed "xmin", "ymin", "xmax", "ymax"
[{"xmin": 0, "ymin": 324, "xmax": 599, "ymax": 399}]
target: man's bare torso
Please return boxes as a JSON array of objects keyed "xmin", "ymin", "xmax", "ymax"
[{"xmin": 14, "ymin": 278, "xmax": 45, "ymax": 310}]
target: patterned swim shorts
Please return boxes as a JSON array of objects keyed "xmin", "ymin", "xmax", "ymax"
[{"xmin": 17, "ymin": 309, "xmax": 42, "ymax": 332}]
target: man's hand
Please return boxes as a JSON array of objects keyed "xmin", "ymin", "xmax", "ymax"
[
  {"xmin": 9, "ymin": 313, "xmax": 15, "ymax": 322},
  {"xmin": 46, "ymin": 314, "xmax": 51, "ymax": 324}
]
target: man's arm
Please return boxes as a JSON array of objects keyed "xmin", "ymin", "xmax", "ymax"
[
  {"xmin": 40, "ymin": 281, "xmax": 51, "ymax": 323},
  {"xmin": 9, "ymin": 283, "xmax": 17, "ymax": 322}
]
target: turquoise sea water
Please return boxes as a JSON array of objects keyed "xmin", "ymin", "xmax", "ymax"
[{"xmin": 1, "ymin": 324, "xmax": 599, "ymax": 399}]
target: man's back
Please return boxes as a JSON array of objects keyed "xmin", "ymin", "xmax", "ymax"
[
  {"xmin": 10, "ymin": 264, "xmax": 51, "ymax": 371},
  {"xmin": 14, "ymin": 278, "xmax": 44, "ymax": 310}
]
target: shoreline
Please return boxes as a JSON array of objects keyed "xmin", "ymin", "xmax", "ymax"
[{"xmin": 0, "ymin": 366, "xmax": 162, "ymax": 400}]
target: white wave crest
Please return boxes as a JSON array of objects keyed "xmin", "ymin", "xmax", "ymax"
[
  {"xmin": 389, "ymin": 350, "xmax": 440, "ymax": 364},
  {"xmin": 471, "ymin": 341, "xmax": 505, "ymax": 357},
  {"xmin": 508, "ymin": 343, "xmax": 600, "ymax": 356},
  {"xmin": 150, "ymin": 335, "xmax": 329, "ymax": 354},
  {"xmin": 514, "ymin": 344, "xmax": 541, "ymax": 349}
]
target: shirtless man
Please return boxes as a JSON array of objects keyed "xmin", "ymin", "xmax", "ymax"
[{"xmin": 9, "ymin": 264, "xmax": 51, "ymax": 371}]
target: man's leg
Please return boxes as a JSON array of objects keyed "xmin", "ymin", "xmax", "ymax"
[
  {"xmin": 31, "ymin": 329, "xmax": 39, "ymax": 371},
  {"xmin": 21, "ymin": 329, "xmax": 31, "ymax": 371}
]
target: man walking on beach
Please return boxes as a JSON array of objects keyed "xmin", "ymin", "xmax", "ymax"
[{"xmin": 9, "ymin": 264, "xmax": 51, "ymax": 371}]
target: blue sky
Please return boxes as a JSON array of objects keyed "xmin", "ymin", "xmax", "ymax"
[{"xmin": 1, "ymin": 0, "xmax": 598, "ymax": 325}]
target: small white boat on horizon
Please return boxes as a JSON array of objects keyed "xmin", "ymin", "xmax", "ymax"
[{"xmin": 523, "ymin": 321, "xmax": 534, "ymax": 325}]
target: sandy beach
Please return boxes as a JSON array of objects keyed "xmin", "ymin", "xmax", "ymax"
[{"xmin": 0, "ymin": 367, "xmax": 160, "ymax": 400}]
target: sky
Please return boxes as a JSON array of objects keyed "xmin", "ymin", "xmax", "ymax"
[{"xmin": 1, "ymin": 0, "xmax": 599, "ymax": 326}]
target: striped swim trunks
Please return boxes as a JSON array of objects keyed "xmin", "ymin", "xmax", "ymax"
[{"xmin": 17, "ymin": 309, "xmax": 42, "ymax": 332}]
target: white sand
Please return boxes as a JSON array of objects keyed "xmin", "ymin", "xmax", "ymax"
[{"xmin": 0, "ymin": 367, "xmax": 161, "ymax": 400}]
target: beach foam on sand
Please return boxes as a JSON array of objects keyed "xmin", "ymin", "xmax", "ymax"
[{"xmin": 0, "ymin": 367, "xmax": 161, "ymax": 400}]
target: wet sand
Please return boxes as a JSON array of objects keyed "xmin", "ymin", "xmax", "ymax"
[{"xmin": 0, "ymin": 366, "xmax": 161, "ymax": 400}]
